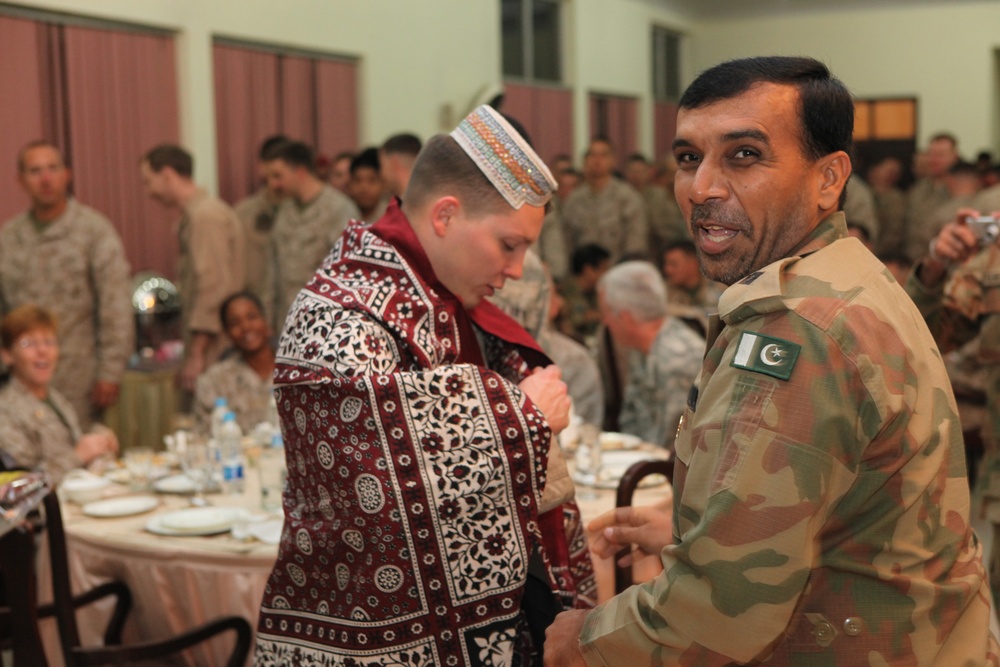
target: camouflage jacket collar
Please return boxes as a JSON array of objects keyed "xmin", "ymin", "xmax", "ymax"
[{"xmin": 717, "ymin": 212, "xmax": 848, "ymax": 326}]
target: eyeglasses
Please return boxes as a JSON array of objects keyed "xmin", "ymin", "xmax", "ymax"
[{"xmin": 17, "ymin": 336, "xmax": 58, "ymax": 350}]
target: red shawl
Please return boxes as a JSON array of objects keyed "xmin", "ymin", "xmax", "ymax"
[{"xmin": 256, "ymin": 202, "xmax": 595, "ymax": 666}]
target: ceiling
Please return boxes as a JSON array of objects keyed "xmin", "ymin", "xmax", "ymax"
[{"xmin": 658, "ymin": 0, "xmax": 993, "ymax": 21}]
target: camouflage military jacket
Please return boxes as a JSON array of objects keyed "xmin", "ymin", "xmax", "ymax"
[
  {"xmin": 193, "ymin": 354, "xmax": 272, "ymax": 435},
  {"xmin": 265, "ymin": 184, "xmax": 359, "ymax": 331},
  {"xmin": 0, "ymin": 199, "xmax": 132, "ymax": 427},
  {"xmin": 0, "ymin": 376, "xmax": 82, "ymax": 486},
  {"xmin": 618, "ymin": 317, "xmax": 702, "ymax": 448},
  {"xmin": 580, "ymin": 212, "xmax": 998, "ymax": 665},
  {"xmin": 561, "ymin": 179, "xmax": 648, "ymax": 264}
]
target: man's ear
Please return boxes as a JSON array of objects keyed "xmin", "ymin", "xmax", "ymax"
[
  {"xmin": 429, "ymin": 196, "xmax": 460, "ymax": 237},
  {"xmin": 817, "ymin": 151, "xmax": 852, "ymax": 211},
  {"xmin": 0, "ymin": 349, "xmax": 11, "ymax": 367}
]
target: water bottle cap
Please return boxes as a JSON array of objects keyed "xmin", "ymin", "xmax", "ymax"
[
  {"xmin": 271, "ymin": 432, "xmax": 284, "ymax": 448},
  {"xmin": 223, "ymin": 411, "xmax": 236, "ymax": 422},
  {"xmin": 214, "ymin": 397, "xmax": 227, "ymax": 408}
]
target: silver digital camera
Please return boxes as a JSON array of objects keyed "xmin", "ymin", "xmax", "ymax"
[{"xmin": 965, "ymin": 215, "xmax": 1000, "ymax": 246}]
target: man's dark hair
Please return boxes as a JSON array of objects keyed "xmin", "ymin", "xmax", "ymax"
[
  {"xmin": 258, "ymin": 135, "xmax": 289, "ymax": 160},
  {"xmin": 664, "ymin": 239, "xmax": 697, "ymax": 258},
  {"xmin": 680, "ymin": 56, "xmax": 853, "ymax": 206},
  {"xmin": 570, "ymin": 244, "xmax": 611, "ymax": 276},
  {"xmin": 350, "ymin": 147, "xmax": 381, "ymax": 176},
  {"xmin": 929, "ymin": 133, "xmax": 958, "ymax": 148},
  {"xmin": 143, "ymin": 144, "xmax": 193, "ymax": 178},
  {"xmin": 381, "ymin": 133, "xmax": 422, "ymax": 158},
  {"xmin": 627, "ymin": 153, "xmax": 649, "ymax": 165},
  {"xmin": 948, "ymin": 160, "xmax": 979, "ymax": 178},
  {"xmin": 262, "ymin": 140, "xmax": 316, "ymax": 173}
]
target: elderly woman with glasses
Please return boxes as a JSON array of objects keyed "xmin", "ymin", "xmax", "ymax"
[{"xmin": 0, "ymin": 304, "xmax": 118, "ymax": 485}]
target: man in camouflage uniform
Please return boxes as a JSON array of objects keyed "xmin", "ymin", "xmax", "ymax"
[
  {"xmin": 559, "ymin": 138, "xmax": 648, "ymax": 264},
  {"xmin": 0, "ymin": 141, "xmax": 132, "ymax": 428},
  {"xmin": 598, "ymin": 261, "xmax": 702, "ymax": 449},
  {"xmin": 233, "ymin": 135, "xmax": 287, "ymax": 304},
  {"xmin": 260, "ymin": 140, "xmax": 360, "ymax": 331},
  {"xmin": 545, "ymin": 56, "xmax": 998, "ymax": 666}
]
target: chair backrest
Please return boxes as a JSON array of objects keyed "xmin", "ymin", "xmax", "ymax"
[
  {"xmin": 614, "ymin": 458, "xmax": 674, "ymax": 595},
  {"xmin": 0, "ymin": 495, "xmax": 52, "ymax": 666}
]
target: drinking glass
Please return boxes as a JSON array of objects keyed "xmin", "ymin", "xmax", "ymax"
[
  {"xmin": 180, "ymin": 443, "xmax": 215, "ymax": 504},
  {"xmin": 123, "ymin": 447, "xmax": 154, "ymax": 492}
]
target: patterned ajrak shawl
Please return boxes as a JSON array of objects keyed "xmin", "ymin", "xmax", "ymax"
[{"xmin": 255, "ymin": 202, "xmax": 595, "ymax": 667}]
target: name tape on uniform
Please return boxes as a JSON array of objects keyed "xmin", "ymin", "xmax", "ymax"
[{"xmin": 731, "ymin": 332, "xmax": 800, "ymax": 380}]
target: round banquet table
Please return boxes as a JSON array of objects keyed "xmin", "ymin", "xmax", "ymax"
[{"xmin": 39, "ymin": 473, "xmax": 278, "ymax": 667}]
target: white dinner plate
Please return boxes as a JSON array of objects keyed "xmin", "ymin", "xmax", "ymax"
[
  {"xmin": 82, "ymin": 495, "xmax": 160, "ymax": 518},
  {"xmin": 575, "ymin": 449, "xmax": 670, "ymax": 490},
  {"xmin": 146, "ymin": 507, "xmax": 241, "ymax": 536},
  {"xmin": 153, "ymin": 474, "xmax": 198, "ymax": 495},
  {"xmin": 599, "ymin": 432, "xmax": 643, "ymax": 450}
]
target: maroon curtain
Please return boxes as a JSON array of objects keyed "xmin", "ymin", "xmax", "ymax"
[
  {"xmin": 62, "ymin": 25, "xmax": 180, "ymax": 278},
  {"xmin": 0, "ymin": 16, "xmax": 179, "ymax": 279},
  {"xmin": 503, "ymin": 83, "xmax": 573, "ymax": 170},
  {"xmin": 213, "ymin": 42, "xmax": 359, "ymax": 205},
  {"xmin": 213, "ymin": 44, "xmax": 280, "ymax": 205},
  {"xmin": 315, "ymin": 59, "xmax": 358, "ymax": 162},
  {"xmin": 0, "ymin": 17, "xmax": 55, "ymax": 224},
  {"xmin": 654, "ymin": 101, "xmax": 678, "ymax": 162}
]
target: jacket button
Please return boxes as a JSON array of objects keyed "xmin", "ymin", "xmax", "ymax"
[
  {"xmin": 843, "ymin": 617, "xmax": 863, "ymax": 636},
  {"xmin": 814, "ymin": 620, "xmax": 835, "ymax": 647}
]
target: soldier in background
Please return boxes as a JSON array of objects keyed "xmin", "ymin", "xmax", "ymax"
[
  {"xmin": 379, "ymin": 132, "xmax": 422, "ymax": 200},
  {"xmin": 140, "ymin": 144, "xmax": 245, "ymax": 392},
  {"xmin": 546, "ymin": 55, "xmax": 997, "ymax": 666},
  {"xmin": 261, "ymin": 140, "xmax": 359, "ymax": 331},
  {"xmin": 234, "ymin": 135, "xmax": 287, "ymax": 304},
  {"xmin": 0, "ymin": 141, "xmax": 132, "ymax": 428},
  {"xmin": 624, "ymin": 153, "xmax": 688, "ymax": 262}
]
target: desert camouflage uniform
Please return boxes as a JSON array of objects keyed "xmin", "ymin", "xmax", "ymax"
[
  {"xmin": 643, "ymin": 185, "xmax": 688, "ymax": 264},
  {"xmin": 618, "ymin": 317, "xmax": 702, "ymax": 449},
  {"xmin": 177, "ymin": 190, "xmax": 245, "ymax": 363},
  {"xmin": 905, "ymin": 177, "xmax": 951, "ymax": 262},
  {"xmin": 873, "ymin": 186, "xmax": 907, "ymax": 256},
  {"xmin": 234, "ymin": 188, "xmax": 280, "ymax": 304},
  {"xmin": 193, "ymin": 354, "xmax": 272, "ymax": 435},
  {"xmin": 0, "ymin": 199, "xmax": 132, "ymax": 428},
  {"xmin": 667, "ymin": 276, "xmax": 725, "ymax": 314},
  {"xmin": 0, "ymin": 376, "xmax": 83, "ymax": 486},
  {"xmin": 843, "ymin": 176, "xmax": 880, "ymax": 243},
  {"xmin": 561, "ymin": 179, "xmax": 648, "ymax": 264},
  {"xmin": 907, "ymin": 243, "xmax": 1000, "ymax": 500},
  {"xmin": 581, "ymin": 212, "xmax": 999, "ymax": 665},
  {"xmin": 265, "ymin": 185, "xmax": 359, "ymax": 330}
]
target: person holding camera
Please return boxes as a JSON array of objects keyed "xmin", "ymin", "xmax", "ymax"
[{"xmin": 907, "ymin": 207, "xmax": 1000, "ymax": 497}]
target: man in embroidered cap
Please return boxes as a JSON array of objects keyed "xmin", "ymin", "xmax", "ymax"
[
  {"xmin": 255, "ymin": 105, "xmax": 595, "ymax": 666},
  {"xmin": 545, "ymin": 56, "xmax": 998, "ymax": 666}
]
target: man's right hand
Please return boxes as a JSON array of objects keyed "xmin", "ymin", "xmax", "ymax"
[
  {"xmin": 588, "ymin": 504, "xmax": 673, "ymax": 566},
  {"xmin": 919, "ymin": 208, "xmax": 988, "ymax": 287},
  {"xmin": 518, "ymin": 365, "xmax": 571, "ymax": 434}
]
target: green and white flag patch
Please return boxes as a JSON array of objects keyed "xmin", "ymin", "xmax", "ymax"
[{"xmin": 731, "ymin": 332, "xmax": 800, "ymax": 380}]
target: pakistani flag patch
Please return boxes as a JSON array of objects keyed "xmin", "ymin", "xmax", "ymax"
[{"xmin": 731, "ymin": 332, "xmax": 800, "ymax": 380}]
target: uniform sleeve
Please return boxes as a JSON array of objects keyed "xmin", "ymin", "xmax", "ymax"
[
  {"xmin": 580, "ymin": 322, "xmax": 865, "ymax": 664},
  {"xmin": 187, "ymin": 205, "xmax": 244, "ymax": 334},
  {"xmin": 621, "ymin": 187, "xmax": 651, "ymax": 259},
  {"xmin": 89, "ymin": 218, "xmax": 134, "ymax": 382}
]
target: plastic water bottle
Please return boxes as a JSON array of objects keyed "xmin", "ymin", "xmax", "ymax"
[
  {"xmin": 210, "ymin": 397, "xmax": 229, "ymax": 443},
  {"xmin": 219, "ymin": 411, "xmax": 245, "ymax": 495}
]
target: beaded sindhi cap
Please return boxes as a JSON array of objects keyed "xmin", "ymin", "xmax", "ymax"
[{"xmin": 450, "ymin": 105, "xmax": 557, "ymax": 209}]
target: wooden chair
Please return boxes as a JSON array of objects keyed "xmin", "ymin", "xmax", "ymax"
[
  {"xmin": 0, "ymin": 491, "xmax": 252, "ymax": 667},
  {"xmin": 613, "ymin": 458, "xmax": 674, "ymax": 595}
]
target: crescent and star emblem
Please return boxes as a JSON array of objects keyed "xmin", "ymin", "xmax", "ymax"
[{"xmin": 760, "ymin": 344, "xmax": 786, "ymax": 366}]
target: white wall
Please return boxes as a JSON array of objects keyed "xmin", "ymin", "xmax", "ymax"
[{"xmin": 687, "ymin": 2, "xmax": 1000, "ymax": 156}]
